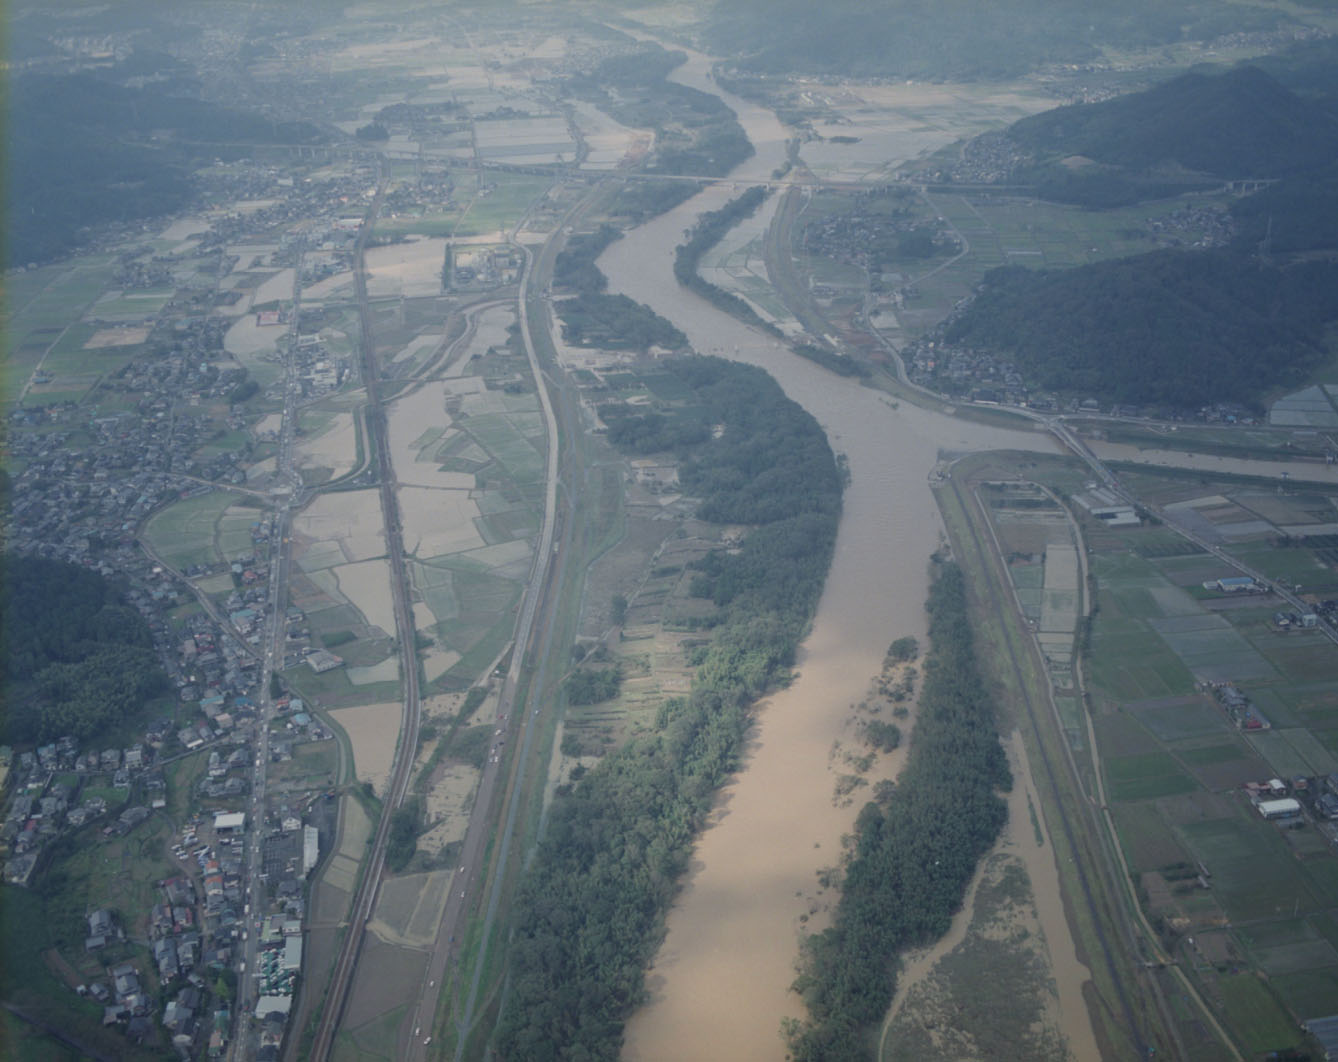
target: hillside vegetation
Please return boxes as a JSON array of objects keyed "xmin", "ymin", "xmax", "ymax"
[
  {"xmin": 944, "ymin": 251, "xmax": 1338, "ymax": 408},
  {"xmin": 1008, "ymin": 66, "xmax": 1338, "ymax": 180},
  {"xmin": 2, "ymin": 555, "xmax": 169, "ymax": 742},
  {"xmin": 1230, "ymin": 163, "xmax": 1338, "ymax": 254},
  {"xmin": 951, "ymin": 52, "xmax": 1338, "ymax": 404},
  {"xmin": 707, "ymin": 0, "xmax": 1290, "ymax": 81},
  {"xmin": 6, "ymin": 71, "xmax": 326, "ymax": 265}
]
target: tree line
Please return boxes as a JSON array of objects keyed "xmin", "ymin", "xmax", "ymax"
[
  {"xmin": 673, "ymin": 186, "xmax": 782, "ymax": 337},
  {"xmin": 786, "ymin": 561, "xmax": 1011, "ymax": 1059},
  {"xmin": 557, "ymin": 293, "xmax": 687, "ymax": 353},
  {"xmin": 494, "ymin": 356, "xmax": 842, "ymax": 1059},
  {"xmin": 554, "ymin": 225, "xmax": 622, "ymax": 295},
  {"xmin": 550, "ymin": 218, "xmax": 686, "ymax": 353}
]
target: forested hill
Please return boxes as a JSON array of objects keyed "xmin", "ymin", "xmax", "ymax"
[
  {"xmin": 1007, "ymin": 66, "xmax": 1338, "ymax": 179},
  {"xmin": 2, "ymin": 555, "xmax": 168, "ymax": 743},
  {"xmin": 1246, "ymin": 34, "xmax": 1338, "ymax": 101},
  {"xmin": 706, "ymin": 0, "xmax": 1291, "ymax": 81},
  {"xmin": 1230, "ymin": 162, "xmax": 1338, "ymax": 254},
  {"xmin": 6, "ymin": 73, "xmax": 327, "ymax": 266},
  {"xmin": 944, "ymin": 251, "xmax": 1338, "ymax": 408}
]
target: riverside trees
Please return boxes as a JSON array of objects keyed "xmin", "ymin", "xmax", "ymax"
[
  {"xmin": 495, "ymin": 357, "xmax": 841, "ymax": 1059},
  {"xmin": 787, "ymin": 562, "xmax": 1010, "ymax": 1060}
]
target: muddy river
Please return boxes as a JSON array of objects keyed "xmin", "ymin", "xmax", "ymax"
[{"xmin": 599, "ymin": 47, "xmax": 1082, "ymax": 1060}]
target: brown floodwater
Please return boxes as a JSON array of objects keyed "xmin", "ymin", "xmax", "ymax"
[{"xmin": 601, "ymin": 48, "xmax": 1070, "ymax": 1061}]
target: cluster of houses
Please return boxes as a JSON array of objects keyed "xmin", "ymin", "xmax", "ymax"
[
  {"xmin": 900, "ymin": 331, "xmax": 1267, "ymax": 424},
  {"xmin": 84, "ymin": 819, "xmax": 247, "ymax": 1055},
  {"xmin": 910, "ymin": 129, "xmax": 1029, "ymax": 185},
  {"xmin": 800, "ymin": 189, "xmax": 959, "ymax": 276},
  {"xmin": 1246, "ymin": 774, "xmax": 1338, "ymax": 826},
  {"xmin": 0, "ymin": 736, "xmax": 169, "ymax": 887},
  {"xmin": 905, "ymin": 339, "xmax": 1037, "ymax": 408},
  {"xmin": 196, "ymin": 165, "xmax": 378, "ymax": 260},
  {"xmin": 7, "ymin": 363, "xmax": 263, "ymax": 584},
  {"xmin": 0, "ymin": 140, "xmax": 414, "ymax": 1058},
  {"xmin": 1210, "ymin": 682, "xmax": 1271, "ymax": 731}
]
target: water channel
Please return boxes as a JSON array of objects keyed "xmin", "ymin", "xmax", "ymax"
[{"xmin": 598, "ymin": 46, "xmax": 1079, "ymax": 1060}]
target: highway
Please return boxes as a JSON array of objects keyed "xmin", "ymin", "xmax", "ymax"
[{"xmin": 394, "ymin": 184, "xmax": 601, "ymax": 1062}]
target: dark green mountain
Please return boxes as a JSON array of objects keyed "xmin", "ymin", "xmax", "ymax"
[
  {"xmin": 1008, "ymin": 66, "xmax": 1338, "ymax": 179},
  {"xmin": 6, "ymin": 73, "xmax": 327, "ymax": 266},
  {"xmin": 943, "ymin": 251, "xmax": 1338, "ymax": 408},
  {"xmin": 1230, "ymin": 162, "xmax": 1338, "ymax": 253},
  {"xmin": 707, "ymin": 0, "xmax": 1288, "ymax": 81}
]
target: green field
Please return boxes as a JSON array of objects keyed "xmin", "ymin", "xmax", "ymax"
[
  {"xmin": 1111, "ymin": 800, "xmax": 1189, "ymax": 870},
  {"xmin": 88, "ymin": 290, "xmax": 174, "ymax": 319},
  {"xmin": 463, "ymin": 413, "xmax": 545, "ymax": 485},
  {"xmin": 377, "ymin": 211, "xmax": 468, "ymax": 238},
  {"xmin": 143, "ymin": 491, "xmax": 259, "ymax": 569},
  {"xmin": 1273, "ymin": 966, "xmax": 1338, "ymax": 1020},
  {"xmin": 271, "ymin": 739, "xmax": 339, "ymax": 788},
  {"xmin": 1087, "ymin": 612, "xmax": 1194, "ymax": 700},
  {"xmin": 413, "ymin": 564, "xmax": 522, "ymax": 690},
  {"xmin": 1215, "ymin": 973, "xmax": 1305, "ymax": 1054},
  {"xmin": 1020, "ymin": 464, "xmax": 1338, "ymax": 1050},
  {"xmin": 1176, "ymin": 741, "xmax": 1252, "ymax": 767},
  {"xmin": 1104, "ymin": 750, "xmax": 1198, "ymax": 801},
  {"xmin": 1131, "ymin": 700, "xmax": 1227, "ymax": 743},
  {"xmin": 1247, "ymin": 730, "xmax": 1319, "ymax": 779},
  {"xmin": 1179, "ymin": 816, "xmax": 1327, "ymax": 923},
  {"xmin": 453, "ymin": 175, "xmax": 554, "ymax": 237}
]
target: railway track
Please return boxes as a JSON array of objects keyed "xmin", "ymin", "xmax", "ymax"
[{"xmin": 307, "ymin": 175, "xmax": 426, "ymax": 1062}]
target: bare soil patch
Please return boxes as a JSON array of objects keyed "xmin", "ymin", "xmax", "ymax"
[
  {"xmin": 330, "ymin": 701, "xmax": 401, "ymax": 796},
  {"xmin": 84, "ymin": 326, "xmax": 150, "ymax": 348}
]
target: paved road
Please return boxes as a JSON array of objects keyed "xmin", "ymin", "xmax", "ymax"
[
  {"xmin": 232, "ymin": 250, "xmax": 307, "ymax": 1056},
  {"xmin": 401, "ymin": 185, "xmax": 598, "ymax": 1062}
]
